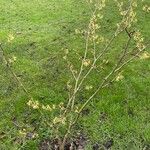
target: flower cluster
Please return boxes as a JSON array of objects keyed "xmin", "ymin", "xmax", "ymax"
[
  {"xmin": 41, "ymin": 104, "xmax": 52, "ymax": 111},
  {"xmin": 27, "ymin": 100, "xmax": 65, "ymax": 112},
  {"xmin": 27, "ymin": 100, "xmax": 67, "ymax": 126},
  {"xmin": 85, "ymin": 85, "xmax": 93, "ymax": 90},
  {"xmin": 53, "ymin": 116, "xmax": 66, "ymax": 125},
  {"xmin": 27, "ymin": 100, "xmax": 40, "ymax": 109},
  {"xmin": 115, "ymin": 0, "xmax": 137, "ymax": 35},
  {"xmin": 143, "ymin": 5, "xmax": 150, "ymax": 13},
  {"xmin": 88, "ymin": 0, "xmax": 106, "ymax": 10},
  {"xmin": 89, "ymin": 14, "xmax": 100, "ymax": 38},
  {"xmin": 8, "ymin": 55, "xmax": 17, "ymax": 64},
  {"xmin": 133, "ymin": 31, "xmax": 145, "ymax": 51},
  {"xmin": 83, "ymin": 59, "xmax": 91, "ymax": 67},
  {"xmin": 116, "ymin": 72, "xmax": 124, "ymax": 81}
]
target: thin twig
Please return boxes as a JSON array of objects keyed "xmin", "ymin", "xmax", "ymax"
[{"xmin": 0, "ymin": 44, "xmax": 33, "ymax": 100}]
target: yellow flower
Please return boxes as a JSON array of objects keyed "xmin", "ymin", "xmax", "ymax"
[
  {"xmin": 13, "ymin": 56, "xmax": 17, "ymax": 61},
  {"xmin": 32, "ymin": 133, "xmax": 38, "ymax": 138},
  {"xmin": 139, "ymin": 52, "xmax": 150, "ymax": 60},
  {"xmin": 46, "ymin": 105, "xmax": 52, "ymax": 111},
  {"xmin": 8, "ymin": 34, "xmax": 14, "ymax": 43},
  {"xmin": 53, "ymin": 117, "xmax": 66, "ymax": 124},
  {"xmin": 75, "ymin": 29, "xmax": 80, "ymax": 34},
  {"xmin": 97, "ymin": 14, "xmax": 103, "ymax": 19},
  {"xmin": 64, "ymin": 49, "xmax": 69, "ymax": 54},
  {"xmin": 32, "ymin": 101, "xmax": 39, "ymax": 109},
  {"xmin": 42, "ymin": 104, "xmax": 52, "ymax": 111},
  {"xmin": 19, "ymin": 130, "xmax": 26, "ymax": 136},
  {"xmin": 59, "ymin": 102, "xmax": 65, "ymax": 110},
  {"xmin": 83, "ymin": 59, "xmax": 91, "ymax": 67},
  {"xmin": 75, "ymin": 106, "xmax": 79, "ymax": 113},
  {"xmin": 143, "ymin": 5, "xmax": 150, "ymax": 13},
  {"xmin": 8, "ymin": 55, "xmax": 17, "ymax": 64},
  {"xmin": 85, "ymin": 85, "xmax": 93, "ymax": 90},
  {"xmin": 52, "ymin": 104, "xmax": 56, "ymax": 109},
  {"xmin": 27, "ymin": 100, "xmax": 39, "ymax": 109},
  {"xmin": 27, "ymin": 100, "xmax": 33, "ymax": 106},
  {"xmin": 63, "ymin": 56, "xmax": 67, "ymax": 60},
  {"xmin": 116, "ymin": 73, "xmax": 124, "ymax": 81}
]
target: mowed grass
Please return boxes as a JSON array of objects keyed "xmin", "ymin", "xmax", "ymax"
[{"xmin": 0, "ymin": 0, "xmax": 150, "ymax": 149}]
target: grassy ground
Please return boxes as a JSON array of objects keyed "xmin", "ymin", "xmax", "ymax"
[{"xmin": 0, "ymin": 0, "xmax": 150, "ymax": 149}]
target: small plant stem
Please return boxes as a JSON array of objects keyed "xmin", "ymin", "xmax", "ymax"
[{"xmin": 0, "ymin": 44, "xmax": 33, "ymax": 100}]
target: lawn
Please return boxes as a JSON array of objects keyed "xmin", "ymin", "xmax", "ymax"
[{"xmin": 0, "ymin": 0, "xmax": 150, "ymax": 149}]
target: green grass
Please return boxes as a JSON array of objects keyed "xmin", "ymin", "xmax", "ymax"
[{"xmin": 0, "ymin": 0, "xmax": 150, "ymax": 149}]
